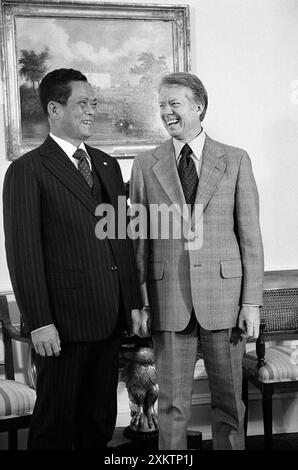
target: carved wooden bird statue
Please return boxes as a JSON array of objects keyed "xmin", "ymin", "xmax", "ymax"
[{"xmin": 120, "ymin": 337, "xmax": 158, "ymax": 436}]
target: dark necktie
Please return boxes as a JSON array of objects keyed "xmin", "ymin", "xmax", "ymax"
[
  {"xmin": 72, "ymin": 148, "xmax": 93, "ymax": 189},
  {"xmin": 178, "ymin": 143, "xmax": 199, "ymax": 208}
]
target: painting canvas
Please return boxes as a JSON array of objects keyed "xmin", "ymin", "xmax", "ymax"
[
  {"xmin": 17, "ymin": 18, "xmax": 173, "ymax": 146},
  {"xmin": 1, "ymin": 2, "xmax": 190, "ymax": 159}
]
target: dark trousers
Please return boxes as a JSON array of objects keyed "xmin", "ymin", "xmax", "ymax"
[{"xmin": 28, "ymin": 331, "xmax": 121, "ymax": 450}]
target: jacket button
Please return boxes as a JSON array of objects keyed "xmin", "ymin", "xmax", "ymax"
[{"xmin": 110, "ymin": 265, "xmax": 118, "ymax": 271}]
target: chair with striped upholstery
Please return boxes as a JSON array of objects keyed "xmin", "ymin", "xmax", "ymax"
[
  {"xmin": 0, "ymin": 295, "xmax": 36, "ymax": 450},
  {"xmin": 242, "ymin": 271, "xmax": 298, "ymax": 450}
]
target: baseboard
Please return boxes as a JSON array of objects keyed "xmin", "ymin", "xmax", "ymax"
[{"xmin": 117, "ymin": 389, "xmax": 298, "ymax": 439}]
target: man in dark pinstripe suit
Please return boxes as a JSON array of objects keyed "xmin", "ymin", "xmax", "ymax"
[{"xmin": 3, "ymin": 69, "xmax": 142, "ymax": 449}]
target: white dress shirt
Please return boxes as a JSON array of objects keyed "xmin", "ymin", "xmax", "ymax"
[
  {"xmin": 173, "ymin": 129, "xmax": 206, "ymax": 176},
  {"xmin": 50, "ymin": 133, "xmax": 92, "ymax": 169}
]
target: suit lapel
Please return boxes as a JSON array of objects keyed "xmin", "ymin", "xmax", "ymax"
[
  {"xmin": 86, "ymin": 144, "xmax": 119, "ymax": 208},
  {"xmin": 152, "ymin": 137, "xmax": 227, "ymax": 223},
  {"xmin": 152, "ymin": 140, "xmax": 189, "ymax": 222},
  {"xmin": 192, "ymin": 135, "xmax": 226, "ymax": 219},
  {"xmin": 39, "ymin": 136, "xmax": 99, "ymax": 217}
]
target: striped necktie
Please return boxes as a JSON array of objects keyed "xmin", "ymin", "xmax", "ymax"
[{"xmin": 73, "ymin": 148, "xmax": 93, "ymax": 189}]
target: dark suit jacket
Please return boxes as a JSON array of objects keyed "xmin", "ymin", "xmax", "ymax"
[{"xmin": 3, "ymin": 136, "xmax": 142, "ymax": 342}]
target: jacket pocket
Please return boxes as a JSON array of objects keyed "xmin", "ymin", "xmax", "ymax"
[
  {"xmin": 47, "ymin": 272, "xmax": 83, "ymax": 289},
  {"xmin": 148, "ymin": 262, "xmax": 165, "ymax": 280},
  {"xmin": 220, "ymin": 259, "xmax": 243, "ymax": 278}
]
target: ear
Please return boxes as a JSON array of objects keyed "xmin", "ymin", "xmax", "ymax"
[
  {"xmin": 47, "ymin": 101, "xmax": 61, "ymax": 120},
  {"xmin": 197, "ymin": 102, "xmax": 204, "ymax": 118}
]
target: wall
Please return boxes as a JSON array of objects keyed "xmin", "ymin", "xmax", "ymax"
[{"xmin": 1, "ymin": 0, "xmax": 298, "ymax": 447}]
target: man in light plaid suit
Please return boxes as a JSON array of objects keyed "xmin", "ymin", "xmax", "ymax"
[{"xmin": 130, "ymin": 72, "xmax": 264, "ymax": 450}]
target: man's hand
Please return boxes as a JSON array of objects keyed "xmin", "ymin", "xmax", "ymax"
[
  {"xmin": 31, "ymin": 325, "xmax": 61, "ymax": 357},
  {"xmin": 131, "ymin": 308, "xmax": 151, "ymax": 337},
  {"xmin": 238, "ymin": 305, "xmax": 260, "ymax": 339}
]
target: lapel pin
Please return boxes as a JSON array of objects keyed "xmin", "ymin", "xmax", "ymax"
[{"xmin": 103, "ymin": 162, "xmax": 108, "ymax": 165}]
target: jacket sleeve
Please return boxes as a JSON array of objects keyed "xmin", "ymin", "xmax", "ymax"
[
  {"xmin": 3, "ymin": 159, "xmax": 54, "ymax": 332},
  {"xmin": 235, "ymin": 152, "xmax": 264, "ymax": 305},
  {"xmin": 129, "ymin": 157, "xmax": 150, "ymax": 287},
  {"xmin": 113, "ymin": 158, "xmax": 142, "ymax": 309}
]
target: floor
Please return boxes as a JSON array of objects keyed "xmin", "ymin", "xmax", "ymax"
[{"xmin": 110, "ymin": 427, "xmax": 298, "ymax": 451}]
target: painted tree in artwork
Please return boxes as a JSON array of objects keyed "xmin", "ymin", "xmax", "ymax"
[
  {"xmin": 131, "ymin": 52, "xmax": 169, "ymax": 136},
  {"xmin": 19, "ymin": 48, "xmax": 50, "ymax": 92},
  {"xmin": 130, "ymin": 52, "xmax": 169, "ymax": 90},
  {"xmin": 19, "ymin": 48, "xmax": 50, "ymax": 124},
  {"xmin": 109, "ymin": 52, "xmax": 169, "ymax": 139}
]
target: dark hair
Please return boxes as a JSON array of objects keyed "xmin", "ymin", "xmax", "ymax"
[
  {"xmin": 159, "ymin": 72, "xmax": 208, "ymax": 121},
  {"xmin": 39, "ymin": 68, "xmax": 88, "ymax": 115}
]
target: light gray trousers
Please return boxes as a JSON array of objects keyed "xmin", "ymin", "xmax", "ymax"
[{"xmin": 153, "ymin": 318, "xmax": 246, "ymax": 450}]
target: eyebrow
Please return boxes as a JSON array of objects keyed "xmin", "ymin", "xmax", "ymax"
[
  {"xmin": 159, "ymin": 98, "xmax": 180, "ymax": 103},
  {"xmin": 76, "ymin": 96, "xmax": 97, "ymax": 104}
]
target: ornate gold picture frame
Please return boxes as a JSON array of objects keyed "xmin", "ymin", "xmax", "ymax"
[{"xmin": 1, "ymin": 0, "xmax": 190, "ymax": 159}]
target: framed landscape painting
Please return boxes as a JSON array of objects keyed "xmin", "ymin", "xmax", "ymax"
[{"xmin": 1, "ymin": 1, "xmax": 190, "ymax": 159}]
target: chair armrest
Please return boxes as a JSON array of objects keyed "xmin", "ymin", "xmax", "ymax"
[
  {"xmin": 2, "ymin": 323, "xmax": 32, "ymax": 345},
  {"xmin": 0, "ymin": 295, "xmax": 31, "ymax": 345}
]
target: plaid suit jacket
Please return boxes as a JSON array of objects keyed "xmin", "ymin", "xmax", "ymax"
[{"xmin": 130, "ymin": 134, "xmax": 264, "ymax": 331}]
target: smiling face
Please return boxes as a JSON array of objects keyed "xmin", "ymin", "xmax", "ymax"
[
  {"xmin": 49, "ymin": 80, "xmax": 97, "ymax": 146},
  {"xmin": 159, "ymin": 85, "xmax": 203, "ymax": 142}
]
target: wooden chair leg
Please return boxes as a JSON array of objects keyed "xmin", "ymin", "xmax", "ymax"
[
  {"xmin": 242, "ymin": 375, "xmax": 249, "ymax": 438},
  {"xmin": 262, "ymin": 392, "xmax": 273, "ymax": 450},
  {"xmin": 8, "ymin": 430, "xmax": 18, "ymax": 450}
]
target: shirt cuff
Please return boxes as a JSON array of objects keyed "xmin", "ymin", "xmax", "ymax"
[{"xmin": 31, "ymin": 324, "xmax": 55, "ymax": 334}]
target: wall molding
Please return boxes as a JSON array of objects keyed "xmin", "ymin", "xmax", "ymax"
[
  {"xmin": 264, "ymin": 269, "xmax": 298, "ymax": 288},
  {"xmin": 191, "ymin": 390, "xmax": 298, "ymax": 407}
]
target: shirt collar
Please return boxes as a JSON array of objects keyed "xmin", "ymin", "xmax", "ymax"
[
  {"xmin": 49, "ymin": 133, "xmax": 89, "ymax": 160},
  {"xmin": 173, "ymin": 129, "xmax": 206, "ymax": 162}
]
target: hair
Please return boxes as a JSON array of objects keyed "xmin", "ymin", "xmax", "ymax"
[
  {"xmin": 159, "ymin": 72, "xmax": 208, "ymax": 121},
  {"xmin": 39, "ymin": 68, "xmax": 88, "ymax": 116}
]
